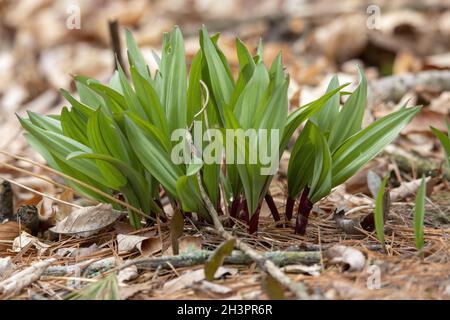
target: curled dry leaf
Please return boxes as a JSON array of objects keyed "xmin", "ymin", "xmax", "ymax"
[
  {"xmin": 194, "ymin": 280, "xmax": 233, "ymax": 297},
  {"xmin": 325, "ymin": 245, "xmax": 366, "ymax": 272},
  {"xmin": 49, "ymin": 204, "xmax": 123, "ymax": 237},
  {"xmin": 163, "ymin": 267, "xmax": 237, "ymax": 295},
  {"xmin": 117, "ymin": 265, "xmax": 138, "ymax": 285},
  {"xmin": 333, "ymin": 209, "xmax": 364, "ymax": 235},
  {"xmin": 117, "ymin": 234, "xmax": 162, "ymax": 256},
  {"xmin": 12, "ymin": 231, "xmax": 50, "ymax": 255},
  {"xmin": 204, "ymin": 238, "xmax": 235, "ymax": 281}
]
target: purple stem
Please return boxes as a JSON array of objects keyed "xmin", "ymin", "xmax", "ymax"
[
  {"xmin": 295, "ymin": 187, "xmax": 313, "ymax": 235},
  {"xmin": 264, "ymin": 193, "xmax": 280, "ymax": 222},
  {"xmin": 285, "ymin": 196, "xmax": 295, "ymax": 221}
]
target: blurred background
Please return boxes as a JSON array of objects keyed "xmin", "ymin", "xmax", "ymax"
[{"xmin": 0, "ymin": 0, "xmax": 449, "ymax": 158}]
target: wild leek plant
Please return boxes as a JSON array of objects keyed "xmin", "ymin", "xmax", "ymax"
[
  {"xmin": 431, "ymin": 121, "xmax": 450, "ymax": 168},
  {"xmin": 18, "ymin": 26, "xmax": 419, "ymax": 234},
  {"xmin": 413, "ymin": 176, "xmax": 426, "ymax": 255},
  {"xmin": 286, "ymin": 72, "xmax": 420, "ymax": 234}
]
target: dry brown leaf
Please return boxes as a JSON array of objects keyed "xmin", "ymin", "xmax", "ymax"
[
  {"xmin": 403, "ymin": 110, "xmax": 449, "ymax": 134},
  {"xmin": 163, "ymin": 267, "xmax": 238, "ymax": 295},
  {"xmin": 325, "ymin": 245, "xmax": 366, "ymax": 272},
  {"xmin": 0, "ymin": 221, "xmax": 20, "ymax": 251},
  {"xmin": 49, "ymin": 203, "xmax": 122, "ymax": 237},
  {"xmin": 117, "ymin": 234, "xmax": 162, "ymax": 256},
  {"xmin": 12, "ymin": 231, "xmax": 50, "ymax": 255},
  {"xmin": 178, "ymin": 235, "xmax": 203, "ymax": 254}
]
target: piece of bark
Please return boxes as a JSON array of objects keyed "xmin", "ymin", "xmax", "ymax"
[{"xmin": 0, "ymin": 181, "xmax": 14, "ymax": 222}]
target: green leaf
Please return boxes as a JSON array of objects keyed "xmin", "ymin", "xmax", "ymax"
[
  {"xmin": 61, "ymin": 107, "xmax": 89, "ymax": 145},
  {"xmin": 310, "ymin": 75, "xmax": 340, "ymax": 136},
  {"xmin": 374, "ymin": 175, "xmax": 389, "ymax": 247},
  {"xmin": 125, "ymin": 29, "xmax": 152, "ymax": 82},
  {"xmin": 431, "ymin": 126, "xmax": 450, "ymax": 167},
  {"xmin": 328, "ymin": 68, "xmax": 367, "ymax": 152},
  {"xmin": 27, "ymin": 111, "xmax": 62, "ymax": 133},
  {"xmin": 161, "ymin": 26, "xmax": 188, "ymax": 132},
  {"xmin": 187, "ymin": 50, "xmax": 203, "ymax": 125},
  {"xmin": 332, "ymin": 106, "xmax": 420, "ymax": 187},
  {"xmin": 281, "ymin": 83, "xmax": 349, "ymax": 152},
  {"xmin": 200, "ymin": 26, "xmax": 234, "ymax": 123},
  {"xmin": 414, "ymin": 176, "xmax": 426, "ymax": 253},
  {"xmin": 65, "ymin": 274, "xmax": 119, "ymax": 300},
  {"xmin": 130, "ymin": 66, "xmax": 169, "ymax": 138},
  {"xmin": 263, "ymin": 274, "xmax": 285, "ymax": 300},
  {"xmin": 125, "ymin": 116, "xmax": 182, "ymax": 196},
  {"xmin": 86, "ymin": 110, "xmax": 127, "ymax": 189},
  {"xmin": 204, "ymin": 238, "xmax": 235, "ymax": 281}
]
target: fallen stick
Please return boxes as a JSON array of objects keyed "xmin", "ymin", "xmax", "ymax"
[
  {"xmin": 43, "ymin": 250, "xmax": 320, "ymax": 278},
  {"xmin": 368, "ymin": 70, "xmax": 450, "ymax": 109},
  {"xmin": 0, "ymin": 258, "xmax": 56, "ymax": 296},
  {"xmin": 383, "ymin": 145, "xmax": 450, "ymax": 179}
]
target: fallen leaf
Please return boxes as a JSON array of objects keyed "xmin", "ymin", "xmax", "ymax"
[
  {"xmin": 49, "ymin": 203, "xmax": 122, "ymax": 237},
  {"xmin": 195, "ymin": 280, "xmax": 233, "ymax": 296},
  {"xmin": 163, "ymin": 267, "xmax": 237, "ymax": 295},
  {"xmin": 170, "ymin": 210, "xmax": 184, "ymax": 255},
  {"xmin": 178, "ymin": 235, "xmax": 203, "ymax": 254},
  {"xmin": 281, "ymin": 264, "xmax": 321, "ymax": 276},
  {"xmin": 117, "ymin": 234, "xmax": 162, "ymax": 256},
  {"xmin": 403, "ymin": 110, "xmax": 450, "ymax": 134},
  {"xmin": 333, "ymin": 209, "xmax": 363, "ymax": 235},
  {"xmin": 325, "ymin": 245, "xmax": 366, "ymax": 272},
  {"xmin": 263, "ymin": 274, "xmax": 285, "ymax": 300},
  {"xmin": 204, "ymin": 238, "xmax": 235, "ymax": 281},
  {"xmin": 117, "ymin": 265, "xmax": 138, "ymax": 285},
  {"xmin": 55, "ymin": 244, "xmax": 99, "ymax": 258},
  {"xmin": 12, "ymin": 231, "xmax": 50, "ymax": 255}
]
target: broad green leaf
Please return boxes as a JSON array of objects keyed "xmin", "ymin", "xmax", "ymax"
[
  {"xmin": 374, "ymin": 175, "xmax": 389, "ymax": 247},
  {"xmin": 61, "ymin": 107, "xmax": 89, "ymax": 145},
  {"xmin": 87, "ymin": 110, "xmax": 127, "ymax": 189},
  {"xmin": 60, "ymin": 89, "xmax": 95, "ymax": 118},
  {"xmin": 234, "ymin": 62, "xmax": 270, "ymax": 129},
  {"xmin": 161, "ymin": 26, "xmax": 187, "ymax": 132},
  {"xmin": 27, "ymin": 111, "xmax": 62, "ymax": 133},
  {"xmin": 187, "ymin": 50, "xmax": 203, "ymax": 125},
  {"xmin": 332, "ymin": 106, "xmax": 420, "ymax": 187},
  {"xmin": 204, "ymin": 238, "xmax": 235, "ymax": 281},
  {"xmin": 125, "ymin": 116, "xmax": 182, "ymax": 196},
  {"xmin": 125, "ymin": 29, "xmax": 152, "ymax": 82},
  {"xmin": 200, "ymin": 26, "xmax": 234, "ymax": 123},
  {"xmin": 175, "ymin": 175, "xmax": 207, "ymax": 218},
  {"xmin": 130, "ymin": 66, "xmax": 169, "ymax": 138},
  {"xmin": 328, "ymin": 68, "xmax": 367, "ymax": 152},
  {"xmin": 281, "ymin": 83, "xmax": 349, "ymax": 152},
  {"xmin": 431, "ymin": 126, "xmax": 450, "ymax": 166},
  {"xmin": 311, "ymin": 75, "xmax": 340, "ymax": 136},
  {"xmin": 414, "ymin": 176, "xmax": 426, "ymax": 252}
]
